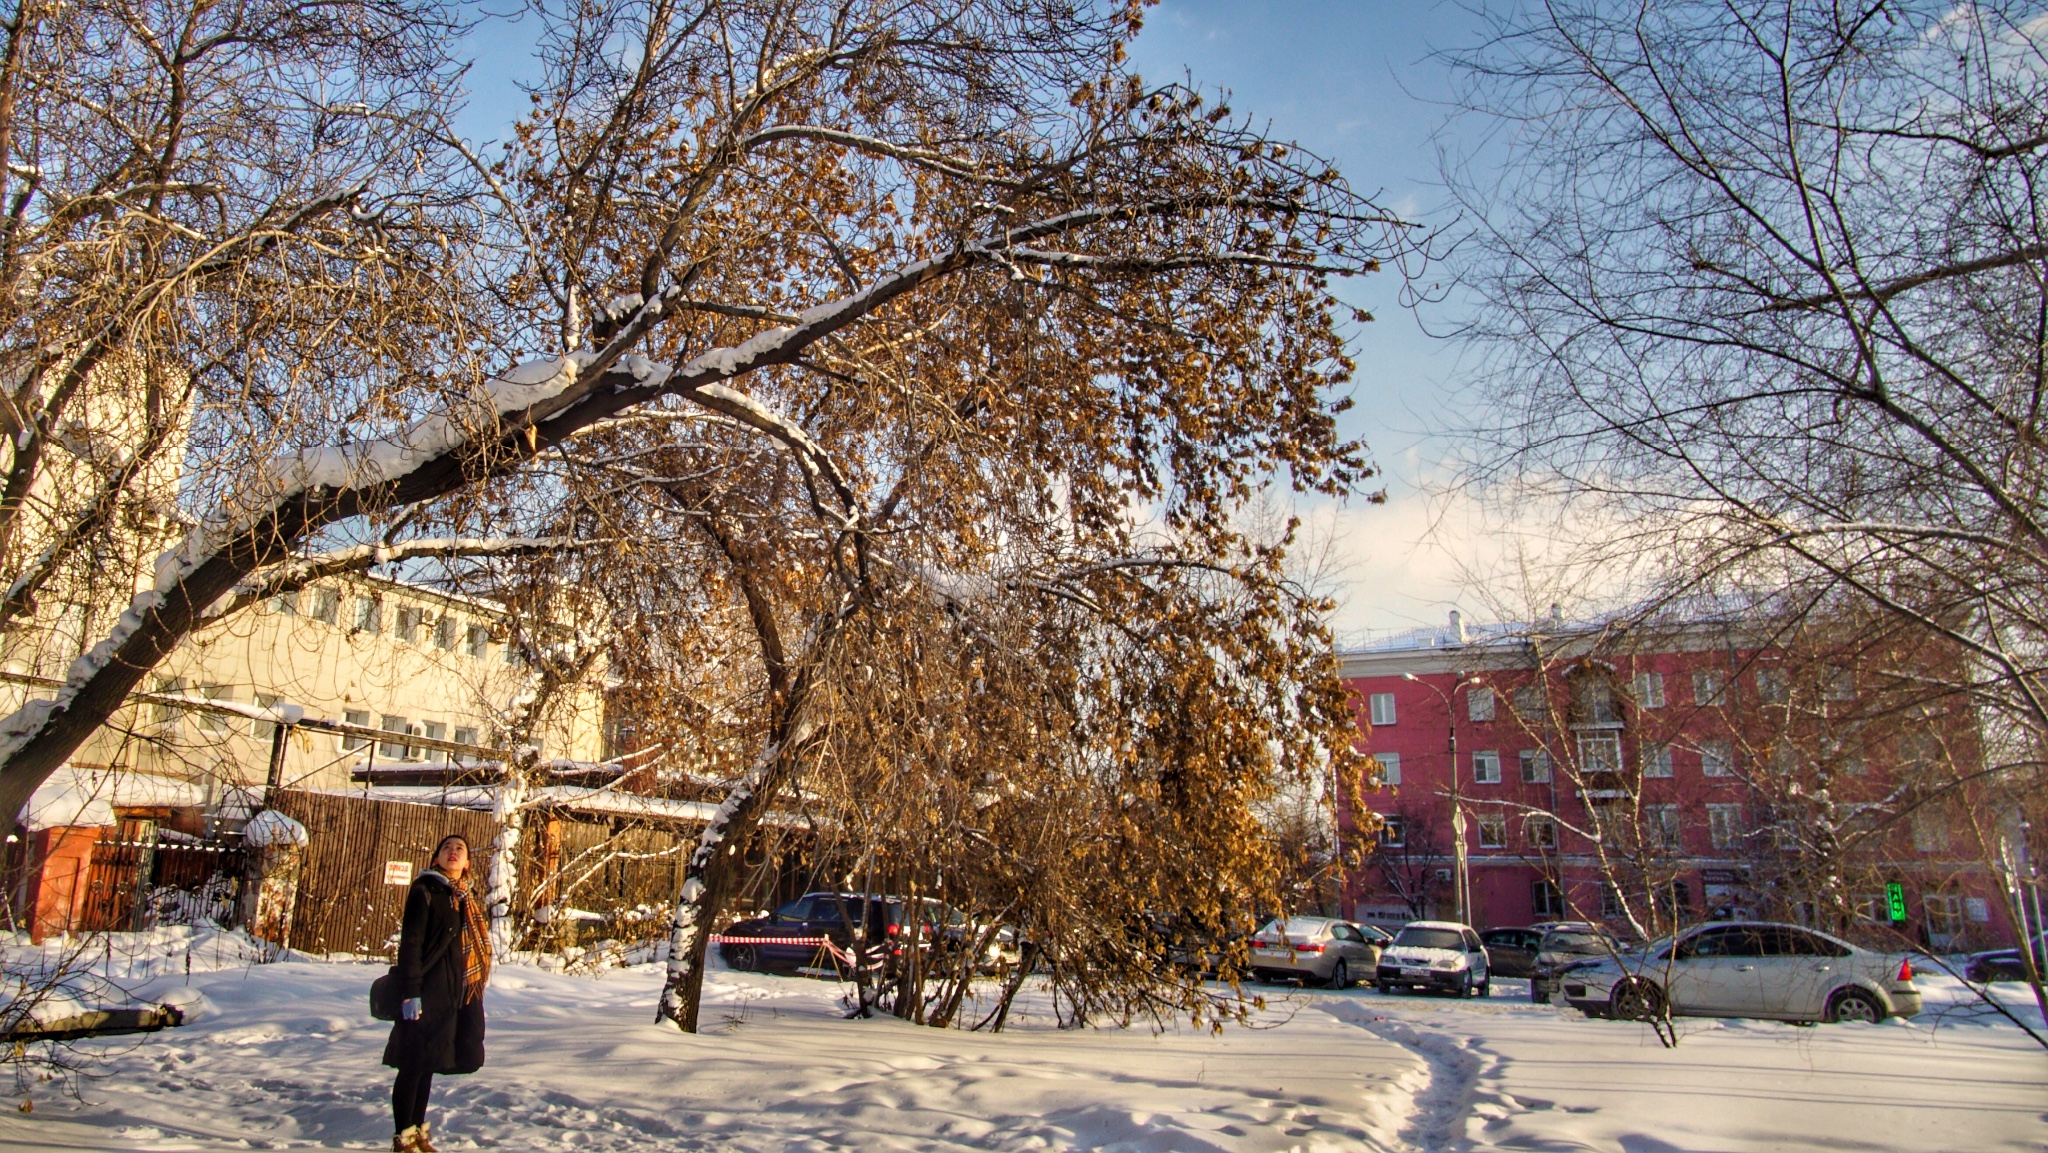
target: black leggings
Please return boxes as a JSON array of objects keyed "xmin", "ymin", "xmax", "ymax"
[{"xmin": 392, "ymin": 1067, "xmax": 434, "ymax": 1132}]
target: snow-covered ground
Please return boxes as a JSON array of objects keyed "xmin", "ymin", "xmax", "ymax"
[{"xmin": 0, "ymin": 931, "xmax": 2040, "ymax": 1152}]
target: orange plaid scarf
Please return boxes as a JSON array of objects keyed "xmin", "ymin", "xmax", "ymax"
[{"xmin": 431, "ymin": 868, "xmax": 493, "ymax": 1002}]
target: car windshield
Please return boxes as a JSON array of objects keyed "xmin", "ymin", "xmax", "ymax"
[
  {"xmin": 1392, "ymin": 927, "xmax": 1465, "ymax": 950},
  {"xmin": 1541, "ymin": 931, "xmax": 1610, "ymax": 953},
  {"xmin": 1258, "ymin": 917, "xmax": 1330, "ymax": 940}
]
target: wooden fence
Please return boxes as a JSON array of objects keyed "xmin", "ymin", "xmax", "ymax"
[{"xmin": 268, "ymin": 789, "xmax": 498, "ymax": 957}]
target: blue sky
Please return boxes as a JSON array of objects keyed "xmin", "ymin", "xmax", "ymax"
[{"xmin": 456, "ymin": 1, "xmax": 1499, "ymax": 640}]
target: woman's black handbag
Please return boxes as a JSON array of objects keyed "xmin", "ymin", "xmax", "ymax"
[{"xmin": 369, "ymin": 970, "xmax": 404, "ymax": 1021}]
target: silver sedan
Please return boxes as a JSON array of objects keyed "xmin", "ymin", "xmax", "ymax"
[
  {"xmin": 1247, "ymin": 916, "xmax": 1385, "ymax": 988},
  {"xmin": 1560, "ymin": 921, "xmax": 1922, "ymax": 1024}
]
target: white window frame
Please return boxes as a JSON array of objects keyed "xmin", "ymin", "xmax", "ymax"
[
  {"xmin": 1379, "ymin": 815, "xmax": 1406, "ymax": 848},
  {"xmin": 1642, "ymin": 743, "xmax": 1673, "ymax": 778},
  {"xmin": 1646, "ymin": 804, "xmax": 1681, "ymax": 850},
  {"xmin": 1369, "ymin": 692, "xmax": 1397, "ymax": 726},
  {"xmin": 1467, "ymin": 687, "xmax": 1495, "ymax": 723},
  {"xmin": 1632, "ymin": 671, "xmax": 1665, "ymax": 709},
  {"xmin": 1472, "ymin": 750, "xmax": 1501, "ymax": 785},
  {"xmin": 1477, "ymin": 813, "xmax": 1507, "ymax": 848},
  {"xmin": 1692, "ymin": 668, "xmax": 1726, "ymax": 706},
  {"xmin": 1707, "ymin": 803, "xmax": 1743, "ymax": 849},
  {"xmin": 1525, "ymin": 815, "xmax": 1558, "ymax": 849},
  {"xmin": 1701, "ymin": 740, "xmax": 1734, "ymax": 778},
  {"xmin": 1519, "ymin": 748, "xmax": 1551, "ymax": 783},
  {"xmin": 1373, "ymin": 751, "xmax": 1401, "ymax": 787},
  {"xmin": 1577, "ymin": 731, "xmax": 1622, "ymax": 774},
  {"xmin": 343, "ymin": 708, "xmax": 371, "ymax": 751}
]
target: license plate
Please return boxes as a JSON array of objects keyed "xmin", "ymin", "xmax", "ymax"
[
  {"xmin": 1403, "ymin": 967, "xmax": 1431, "ymax": 978},
  {"xmin": 1253, "ymin": 948, "xmax": 1290, "ymax": 960}
]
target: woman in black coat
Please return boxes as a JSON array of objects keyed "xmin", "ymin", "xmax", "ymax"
[{"xmin": 383, "ymin": 834, "xmax": 490, "ymax": 1152}]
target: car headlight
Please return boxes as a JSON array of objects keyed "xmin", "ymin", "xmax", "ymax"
[{"xmin": 1433, "ymin": 955, "xmax": 1469, "ymax": 971}]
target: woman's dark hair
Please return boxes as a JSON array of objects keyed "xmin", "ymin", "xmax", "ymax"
[{"xmin": 432, "ymin": 834, "xmax": 470, "ymax": 861}]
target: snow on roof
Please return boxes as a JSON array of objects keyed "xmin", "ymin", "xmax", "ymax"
[
  {"xmin": 324, "ymin": 784, "xmax": 804, "ymax": 828},
  {"xmin": 22, "ymin": 767, "xmax": 205, "ymax": 830}
]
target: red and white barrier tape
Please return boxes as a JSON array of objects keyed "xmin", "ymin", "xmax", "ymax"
[{"xmin": 711, "ymin": 934, "xmax": 864, "ymax": 967}]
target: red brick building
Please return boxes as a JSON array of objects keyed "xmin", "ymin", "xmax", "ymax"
[{"xmin": 1337, "ymin": 609, "xmax": 2019, "ymax": 951}]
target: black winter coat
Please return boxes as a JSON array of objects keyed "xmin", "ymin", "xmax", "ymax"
[{"xmin": 381, "ymin": 871, "xmax": 486, "ymax": 1074}]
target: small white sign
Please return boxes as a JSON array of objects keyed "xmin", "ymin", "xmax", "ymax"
[{"xmin": 384, "ymin": 861, "xmax": 414, "ymax": 886}]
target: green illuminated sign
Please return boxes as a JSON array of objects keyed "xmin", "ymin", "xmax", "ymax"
[{"xmin": 1885, "ymin": 882, "xmax": 1908, "ymax": 924}]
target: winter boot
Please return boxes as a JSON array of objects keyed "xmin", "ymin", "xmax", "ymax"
[
  {"xmin": 414, "ymin": 1122, "xmax": 439, "ymax": 1152},
  {"xmin": 392, "ymin": 1126, "xmax": 420, "ymax": 1152}
]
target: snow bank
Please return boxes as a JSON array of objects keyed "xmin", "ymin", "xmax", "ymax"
[{"xmin": 241, "ymin": 809, "xmax": 308, "ymax": 848}]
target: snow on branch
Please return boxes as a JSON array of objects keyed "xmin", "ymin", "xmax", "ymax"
[{"xmin": 206, "ymin": 536, "xmax": 600, "ymax": 621}]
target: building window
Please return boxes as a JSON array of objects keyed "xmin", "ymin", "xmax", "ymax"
[
  {"xmin": 354, "ymin": 595, "xmax": 382, "ymax": 635},
  {"xmin": 1467, "ymin": 687, "xmax": 1495, "ymax": 722},
  {"xmin": 420, "ymin": 720, "xmax": 448, "ymax": 762},
  {"xmin": 1966, "ymin": 897, "xmax": 1991, "ymax": 923},
  {"xmin": 1519, "ymin": 748, "xmax": 1551, "ymax": 783},
  {"xmin": 1642, "ymin": 743, "xmax": 1673, "ymax": 778},
  {"xmin": 270, "ymin": 590, "xmax": 299, "ymax": 616},
  {"xmin": 1369, "ymin": 693, "xmax": 1397, "ymax": 726},
  {"xmin": 1646, "ymin": 804, "xmax": 1681, "ymax": 850},
  {"xmin": 1600, "ymin": 883, "xmax": 1625, "ymax": 919},
  {"xmin": 1692, "ymin": 669, "xmax": 1726, "ymax": 706},
  {"xmin": 1707, "ymin": 803, "xmax": 1743, "ymax": 849},
  {"xmin": 1824, "ymin": 666, "xmax": 1855, "ymax": 701},
  {"xmin": 1911, "ymin": 810, "xmax": 1951, "ymax": 853},
  {"xmin": 1654, "ymin": 880, "xmax": 1693, "ymax": 919},
  {"xmin": 1379, "ymin": 815, "xmax": 1406, "ymax": 848},
  {"xmin": 254, "ymin": 692, "xmax": 281, "ymax": 740},
  {"xmin": 1478, "ymin": 813, "xmax": 1507, "ymax": 848},
  {"xmin": 379, "ymin": 715, "xmax": 412, "ymax": 761},
  {"xmin": 1472, "ymin": 750, "xmax": 1501, "ymax": 785},
  {"xmin": 1632, "ymin": 672, "xmax": 1665, "ymax": 709},
  {"xmin": 1513, "ymin": 684, "xmax": 1545, "ymax": 718},
  {"xmin": 153, "ymin": 677, "xmax": 187, "ymax": 724},
  {"xmin": 309, "ymin": 587, "xmax": 339, "ymax": 625},
  {"xmin": 1755, "ymin": 667, "xmax": 1788, "ymax": 703},
  {"xmin": 1526, "ymin": 815, "xmax": 1558, "ymax": 849},
  {"xmin": 1531, "ymin": 880, "xmax": 1566, "ymax": 919},
  {"xmin": 504, "ymin": 640, "xmax": 525, "ymax": 667},
  {"xmin": 1700, "ymin": 740, "xmax": 1734, "ymax": 777},
  {"xmin": 452, "ymin": 726, "xmax": 480, "ymax": 763},
  {"xmin": 433, "ymin": 616, "xmax": 456, "ymax": 651},
  {"xmin": 1578, "ymin": 732, "xmax": 1622, "ymax": 774},
  {"xmin": 465, "ymin": 625, "xmax": 489, "ymax": 659},
  {"xmin": 196, "ymin": 684, "xmax": 233, "ymax": 733},
  {"xmin": 343, "ymin": 708, "xmax": 371, "ymax": 751},
  {"xmin": 1373, "ymin": 751, "xmax": 1401, "ymax": 788},
  {"xmin": 1574, "ymin": 677, "xmax": 1620, "ymax": 724},
  {"xmin": 394, "ymin": 605, "xmax": 423, "ymax": 644},
  {"xmin": 1924, "ymin": 894, "xmax": 1963, "ymax": 945}
]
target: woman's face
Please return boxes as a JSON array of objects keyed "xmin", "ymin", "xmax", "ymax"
[{"xmin": 434, "ymin": 839, "xmax": 469, "ymax": 878}]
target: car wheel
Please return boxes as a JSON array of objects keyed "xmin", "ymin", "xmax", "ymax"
[
  {"xmin": 727, "ymin": 944, "xmax": 759, "ymax": 972},
  {"xmin": 1377, "ymin": 980, "xmax": 1395, "ymax": 995},
  {"xmin": 1609, "ymin": 977, "xmax": 1665, "ymax": 1022},
  {"xmin": 1327, "ymin": 960, "xmax": 1351, "ymax": 990},
  {"xmin": 1826, "ymin": 988, "xmax": 1886, "ymax": 1024},
  {"xmin": 1477, "ymin": 976, "xmax": 1490, "ymax": 998},
  {"xmin": 1457, "ymin": 971, "xmax": 1473, "ymax": 998}
]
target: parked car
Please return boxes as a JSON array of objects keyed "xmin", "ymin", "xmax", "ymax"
[
  {"xmin": 1376, "ymin": 920, "xmax": 1492, "ymax": 996},
  {"xmin": 1966, "ymin": 932, "xmax": 2047, "ymax": 983},
  {"xmin": 717, "ymin": 892, "xmax": 917, "ymax": 976},
  {"xmin": 1558, "ymin": 922, "xmax": 1921, "ymax": 1024},
  {"xmin": 1529, "ymin": 924, "xmax": 1627, "ymax": 1003},
  {"xmin": 1247, "ymin": 916, "xmax": 1385, "ymax": 988},
  {"xmin": 1479, "ymin": 927, "xmax": 1545, "ymax": 979}
]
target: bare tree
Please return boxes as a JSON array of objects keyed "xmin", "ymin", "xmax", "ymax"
[{"xmin": 1450, "ymin": 0, "xmax": 2048, "ymax": 1023}]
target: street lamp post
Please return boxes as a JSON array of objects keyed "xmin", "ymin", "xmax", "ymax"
[{"xmin": 1406, "ymin": 671, "xmax": 1475, "ymax": 925}]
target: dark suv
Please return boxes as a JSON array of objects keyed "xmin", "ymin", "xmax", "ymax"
[{"xmin": 717, "ymin": 892, "xmax": 926, "ymax": 976}]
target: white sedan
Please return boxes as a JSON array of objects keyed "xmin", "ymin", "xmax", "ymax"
[{"xmin": 1559, "ymin": 921, "xmax": 1922, "ymax": 1024}]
